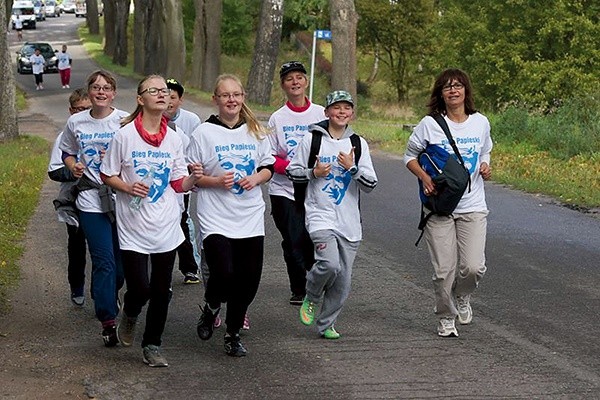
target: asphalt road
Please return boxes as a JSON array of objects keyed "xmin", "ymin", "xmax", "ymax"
[{"xmin": 3, "ymin": 15, "xmax": 600, "ymax": 400}]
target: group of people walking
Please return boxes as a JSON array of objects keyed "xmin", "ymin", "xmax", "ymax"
[
  {"xmin": 29, "ymin": 43, "xmax": 73, "ymax": 90},
  {"xmin": 48, "ymin": 62, "xmax": 492, "ymax": 367}
]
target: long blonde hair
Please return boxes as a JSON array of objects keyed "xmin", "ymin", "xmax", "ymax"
[
  {"xmin": 213, "ymin": 74, "xmax": 268, "ymax": 140},
  {"xmin": 121, "ymin": 74, "xmax": 165, "ymax": 127}
]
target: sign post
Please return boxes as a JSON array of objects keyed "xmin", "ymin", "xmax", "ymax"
[{"xmin": 309, "ymin": 29, "xmax": 332, "ymax": 102}]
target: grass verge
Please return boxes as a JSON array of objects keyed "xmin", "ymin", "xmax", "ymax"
[{"xmin": 0, "ymin": 136, "xmax": 50, "ymax": 313}]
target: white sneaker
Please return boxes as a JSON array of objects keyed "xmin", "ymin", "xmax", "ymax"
[
  {"xmin": 456, "ymin": 294, "xmax": 473, "ymax": 325},
  {"xmin": 62, "ymin": 85, "xmax": 66, "ymax": 89},
  {"xmin": 438, "ymin": 317, "xmax": 458, "ymax": 337},
  {"xmin": 65, "ymin": 84, "xmax": 70, "ymax": 88}
]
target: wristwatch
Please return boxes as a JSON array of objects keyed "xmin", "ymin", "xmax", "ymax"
[{"xmin": 348, "ymin": 165, "xmax": 358, "ymax": 176}]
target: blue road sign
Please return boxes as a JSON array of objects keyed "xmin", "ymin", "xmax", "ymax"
[{"xmin": 315, "ymin": 30, "xmax": 332, "ymax": 40}]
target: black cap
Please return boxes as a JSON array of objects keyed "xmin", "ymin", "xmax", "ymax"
[
  {"xmin": 279, "ymin": 61, "xmax": 307, "ymax": 79},
  {"xmin": 166, "ymin": 78, "xmax": 184, "ymax": 97}
]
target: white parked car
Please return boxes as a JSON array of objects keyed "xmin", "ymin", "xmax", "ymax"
[
  {"xmin": 45, "ymin": 0, "xmax": 60, "ymax": 17},
  {"xmin": 61, "ymin": 0, "xmax": 76, "ymax": 13}
]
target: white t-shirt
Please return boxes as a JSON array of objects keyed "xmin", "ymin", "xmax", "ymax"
[
  {"xmin": 57, "ymin": 51, "xmax": 71, "ymax": 70},
  {"xmin": 171, "ymin": 108, "xmax": 202, "ymax": 137},
  {"xmin": 100, "ymin": 122, "xmax": 188, "ymax": 254},
  {"xmin": 48, "ymin": 132, "xmax": 65, "ymax": 173},
  {"xmin": 267, "ymin": 102, "xmax": 325, "ymax": 200},
  {"xmin": 187, "ymin": 120, "xmax": 275, "ymax": 240},
  {"xmin": 59, "ymin": 108, "xmax": 129, "ymax": 213},
  {"xmin": 404, "ymin": 113, "xmax": 493, "ymax": 213},
  {"xmin": 14, "ymin": 18, "xmax": 23, "ymax": 30},
  {"xmin": 287, "ymin": 124, "xmax": 378, "ymax": 242},
  {"xmin": 29, "ymin": 54, "xmax": 45, "ymax": 74}
]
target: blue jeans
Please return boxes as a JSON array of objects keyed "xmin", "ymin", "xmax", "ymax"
[{"xmin": 79, "ymin": 211, "xmax": 124, "ymax": 324}]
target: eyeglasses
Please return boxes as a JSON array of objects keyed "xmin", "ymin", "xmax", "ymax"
[
  {"xmin": 215, "ymin": 92, "xmax": 244, "ymax": 100},
  {"xmin": 139, "ymin": 87, "xmax": 171, "ymax": 96},
  {"xmin": 72, "ymin": 106, "xmax": 91, "ymax": 113},
  {"xmin": 442, "ymin": 83, "xmax": 464, "ymax": 92},
  {"xmin": 90, "ymin": 85, "xmax": 114, "ymax": 93}
]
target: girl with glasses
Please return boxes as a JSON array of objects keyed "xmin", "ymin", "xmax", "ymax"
[
  {"xmin": 188, "ymin": 74, "xmax": 275, "ymax": 357},
  {"xmin": 100, "ymin": 75, "xmax": 203, "ymax": 367}
]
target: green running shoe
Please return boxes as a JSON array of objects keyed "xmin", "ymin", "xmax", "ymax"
[
  {"xmin": 299, "ymin": 297, "xmax": 316, "ymax": 325},
  {"xmin": 322, "ymin": 326, "xmax": 341, "ymax": 340}
]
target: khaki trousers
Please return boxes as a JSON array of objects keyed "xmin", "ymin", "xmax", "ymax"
[{"xmin": 424, "ymin": 211, "xmax": 488, "ymax": 318}]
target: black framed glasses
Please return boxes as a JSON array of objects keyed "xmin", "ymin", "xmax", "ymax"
[
  {"xmin": 139, "ymin": 87, "xmax": 171, "ymax": 96},
  {"xmin": 442, "ymin": 83, "xmax": 464, "ymax": 92}
]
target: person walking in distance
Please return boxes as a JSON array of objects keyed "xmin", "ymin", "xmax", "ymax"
[
  {"xmin": 268, "ymin": 61, "xmax": 325, "ymax": 306},
  {"xmin": 30, "ymin": 47, "xmax": 45, "ymax": 90},
  {"xmin": 47, "ymin": 88, "xmax": 92, "ymax": 306},
  {"xmin": 57, "ymin": 44, "xmax": 72, "ymax": 89},
  {"xmin": 188, "ymin": 74, "xmax": 275, "ymax": 357},
  {"xmin": 404, "ymin": 69, "xmax": 493, "ymax": 337},
  {"xmin": 287, "ymin": 90, "xmax": 378, "ymax": 340},
  {"xmin": 102, "ymin": 75, "xmax": 203, "ymax": 367},
  {"xmin": 59, "ymin": 70, "xmax": 128, "ymax": 347},
  {"xmin": 164, "ymin": 78, "xmax": 202, "ymax": 284},
  {"xmin": 14, "ymin": 15, "xmax": 24, "ymax": 41}
]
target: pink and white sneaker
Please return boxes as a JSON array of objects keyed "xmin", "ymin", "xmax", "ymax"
[{"xmin": 242, "ymin": 313, "xmax": 250, "ymax": 330}]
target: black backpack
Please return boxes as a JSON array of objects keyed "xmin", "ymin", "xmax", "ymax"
[
  {"xmin": 293, "ymin": 131, "xmax": 362, "ymax": 209},
  {"xmin": 414, "ymin": 113, "xmax": 471, "ymax": 246}
]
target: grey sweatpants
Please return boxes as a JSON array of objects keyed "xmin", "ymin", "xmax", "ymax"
[
  {"xmin": 424, "ymin": 211, "xmax": 488, "ymax": 318},
  {"xmin": 306, "ymin": 229, "xmax": 360, "ymax": 335}
]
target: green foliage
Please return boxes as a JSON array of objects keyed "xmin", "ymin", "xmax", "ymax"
[
  {"xmin": 491, "ymin": 95, "xmax": 599, "ymax": 159},
  {"xmin": 356, "ymin": 0, "xmax": 437, "ymax": 103},
  {"xmin": 221, "ymin": 0, "xmax": 258, "ymax": 55},
  {"xmin": 282, "ymin": 0, "xmax": 328, "ymax": 37},
  {"xmin": 0, "ymin": 136, "xmax": 49, "ymax": 312},
  {"xmin": 433, "ymin": 0, "xmax": 600, "ymax": 111}
]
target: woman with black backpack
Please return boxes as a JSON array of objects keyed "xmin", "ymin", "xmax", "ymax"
[{"xmin": 404, "ymin": 68, "xmax": 493, "ymax": 338}]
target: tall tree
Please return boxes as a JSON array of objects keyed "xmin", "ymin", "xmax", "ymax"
[
  {"xmin": 143, "ymin": 0, "xmax": 160, "ymax": 74},
  {"xmin": 247, "ymin": 0, "xmax": 284, "ymax": 105},
  {"xmin": 133, "ymin": 0, "xmax": 148, "ymax": 74},
  {"xmin": 329, "ymin": 0, "xmax": 357, "ymax": 99},
  {"xmin": 159, "ymin": 0, "xmax": 186, "ymax": 79},
  {"xmin": 191, "ymin": 0, "xmax": 222, "ymax": 91},
  {"xmin": 112, "ymin": 0, "xmax": 131, "ymax": 66},
  {"xmin": 0, "ymin": 0, "xmax": 18, "ymax": 140},
  {"xmin": 103, "ymin": 0, "xmax": 116, "ymax": 57},
  {"xmin": 85, "ymin": 0, "xmax": 100, "ymax": 35}
]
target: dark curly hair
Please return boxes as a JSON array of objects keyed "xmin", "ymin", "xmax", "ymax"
[{"xmin": 427, "ymin": 69, "xmax": 477, "ymax": 116}]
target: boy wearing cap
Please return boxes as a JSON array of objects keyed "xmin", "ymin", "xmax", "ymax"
[
  {"xmin": 165, "ymin": 78, "xmax": 203, "ymax": 284},
  {"xmin": 287, "ymin": 90, "xmax": 378, "ymax": 339},
  {"xmin": 268, "ymin": 61, "xmax": 325, "ymax": 306}
]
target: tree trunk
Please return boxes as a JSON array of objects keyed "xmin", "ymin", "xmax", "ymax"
[
  {"xmin": 103, "ymin": 0, "xmax": 116, "ymax": 57},
  {"xmin": 246, "ymin": 0, "xmax": 284, "ymax": 105},
  {"xmin": 201, "ymin": 0, "xmax": 222, "ymax": 91},
  {"xmin": 143, "ymin": 0, "xmax": 161, "ymax": 75},
  {"xmin": 189, "ymin": 0, "xmax": 205, "ymax": 87},
  {"xmin": 0, "ymin": 0, "xmax": 19, "ymax": 140},
  {"xmin": 329, "ymin": 0, "xmax": 357, "ymax": 99},
  {"xmin": 133, "ymin": 0, "xmax": 147, "ymax": 74},
  {"xmin": 85, "ymin": 0, "xmax": 100, "ymax": 35},
  {"xmin": 112, "ymin": 0, "xmax": 131, "ymax": 66},
  {"xmin": 159, "ymin": 0, "xmax": 186, "ymax": 79}
]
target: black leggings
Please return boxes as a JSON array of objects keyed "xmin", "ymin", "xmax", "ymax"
[
  {"xmin": 203, "ymin": 234, "xmax": 264, "ymax": 334},
  {"xmin": 121, "ymin": 249, "xmax": 176, "ymax": 347}
]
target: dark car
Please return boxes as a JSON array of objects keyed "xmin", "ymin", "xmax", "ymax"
[{"xmin": 16, "ymin": 42, "xmax": 58, "ymax": 74}]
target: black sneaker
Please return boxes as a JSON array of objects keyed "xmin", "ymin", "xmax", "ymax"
[
  {"xmin": 183, "ymin": 272, "xmax": 201, "ymax": 284},
  {"xmin": 102, "ymin": 324, "xmax": 119, "ymax": 347},
  {"xmin": 224, "ymin": 333, "xmax": 247, "ymax": 357},
  {"xmin": 197, "ymin": 304, "xmax": 219, "ymax": 341},
  {"xmin": 289, "ymin": 294, "xmax": 304, "ymax": 306}
]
